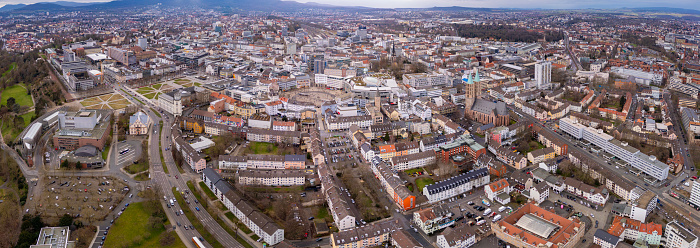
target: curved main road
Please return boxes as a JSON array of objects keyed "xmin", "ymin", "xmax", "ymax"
[{"xmin": 116, "ymin": 84, "xmax": 243, "ymax": 248}]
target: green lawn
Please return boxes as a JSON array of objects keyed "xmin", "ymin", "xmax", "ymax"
[
  {"xmin": 1, "ymin": 120, "xmax": 21, "ymax": 143},
  {"xmin": 151, "ymin": 108, "xmax": 161, "ymax": 118},
  {"xmin": 1, "ymin": 83, "xmax": 33, "ymax": 107},
  {"xmin": 20, "ymin": 111, "xmax": 35, "ymax": 126},
  {"xmin": 225, "ymin": 212, "xmax": 252, "ymax": 234},
  {"xmin": 250, "ymin": 234, "xmax": 260, "ymax": 241},
  {"xmin": 316, "ymin": 207, "xmax": 329, "ymax": 220},
  {"xmin": 404, "ymin": 168, "xmax": 424, "ymax": 175},
  {"xmin": 136, "ymin": 87, "xmax": 154, "ymax": 95},
  {"xmin": 172, "ymin": 187, "xmax": 224, "ymax": 248},
  {"xmin": 199, "ymin": 181, "xmax": 217, "ymax": 200},
  {"xmin": 152, "ymin": 83, "xmax": 163, "ymax": 90},
  {"xmin": 248, "ymin": 141, "xmax": 278, "ymax": 155},
  {"xmin": 143, "ymin": 92, "xmax": 158, "ymax": 99},
  {"xmin": 125, "ymin": 161, "xmax": 149, "ymax": 174},
  {"xmin": 134, "ymin": 172, "xmax": 150, "ymax": 181},
  {"xmin": 103, "ymin": 202, "xmax": 186, "ymax": 248},
  {"xmin": 415, "ymin": 178, "xmax": 435, "ymax": 192},
  {"xmin": 102, "ymin": 143, "xmax": 111, "ymax": 160},
  {"xmin": 2, "ymin": 62, "xmax": 16, "ymax": 78}
]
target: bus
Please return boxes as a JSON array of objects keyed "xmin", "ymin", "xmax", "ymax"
[{"xmin": 192, "ymin": 237, "xmax": 205, "ymax": 248}]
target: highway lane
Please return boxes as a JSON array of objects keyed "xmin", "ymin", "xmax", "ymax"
[
  {"xmin": 113, "ymin": 84, "xmax": 210, "ymax": 248},
  {"xmin": 158, "ymin": 116, "xmax": 244, "ymax": 248}
]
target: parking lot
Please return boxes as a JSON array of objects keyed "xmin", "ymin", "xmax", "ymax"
[
  {"xmin": 324, "ymin": 136, "xmax": 360, "ymax": 168},
  {"xmin": 35, "ymin": 175, "xmax": 129, "ymax": 223},
  {"xmin": 114, "ymin": 140, "xmax": 143, "ymax": 167}
]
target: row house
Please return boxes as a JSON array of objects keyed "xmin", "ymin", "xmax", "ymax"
[
  {"xmin": 527, "ymin": 147, "xmax": 556, "ymax": 164},
  {"xmin": 305, "ymin": 129, "xmax": 325, "ymax": 166},
  {"xmin": 371, "ymin": 157, "xmax": 416, "ymax": 211},
  {"xmin": 423, "ymin": 168, "xmax": 489, "ymax": 203},
  {"xmin": 533, "ymin": 126, "xmax": 569, "ymax": 155},
  {"xmin": 563, "ymin": 177, "xmax": 609, "ymax": 206},
  {"xmin": 520, "ymin": 102, "xmax": 549, "ymax": 121},
  {"xmin": 487, "ymin": 145, "xmax": 528, "ymax": 170},
  {"xmin": 319, "ymin": 163, "xmax": 357, "ymax": 231},
  {"xmin": 238, "ymin": 169, "xmax": 306, "ymax": 186}
]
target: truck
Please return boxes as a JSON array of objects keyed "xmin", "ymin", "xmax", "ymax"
[
  {"xmin": 493, "ymin": 214, "xmax": 502, "ymax": 222},
  {"xmin": 169, "ymin": 199, "xmax": 174, "ymax": 206},
  {"xmin": 498, "ymin": 206, "xmax": 507, "ymax": 212},
  {"xmin": 482, "ymin": 199, "xmax": 491, "ymax": 207}
]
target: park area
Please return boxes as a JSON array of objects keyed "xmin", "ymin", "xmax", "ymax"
[
  {"xmin": 173, "ymin": 78, "xmax": 201, "ymax": 87},
  {"xmin": 415, "ymin": 178, "xmax": 435, "ymax": 192},
  {"xmin": 103, "ymin": 201, "xmax": 185, "ymax": 248},
  {"xmin": 80, "ymin": 93, "xmax": 130, "ymax": 110},
  {"xmin": 37, "ymin": 175, "xmax": 128, "ymax": 224},
  {"xmin": 1, "ymin": 83, "xmax": 33, "ymax": 108},
  {"xmin": 134, "ymin": 83, "xmax": 177, "ymax": 99},
  {"xmin": 242, "ymin": 141, "xmax": 301, "ymax": 156}
]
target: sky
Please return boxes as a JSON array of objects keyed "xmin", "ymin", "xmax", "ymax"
[{"xmin": 1, "ymin": 0, "xmax": 699, "ymax": 10}]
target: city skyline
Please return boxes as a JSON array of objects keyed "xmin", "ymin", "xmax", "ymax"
[{"xmin": 1, "ymin": 0, "xmax": 700, "ymax": 10}]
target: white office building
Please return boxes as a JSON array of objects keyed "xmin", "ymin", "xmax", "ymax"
[
  {"xmin": 690, "ymin": 180, "xmax": 700, "ymax": 209},
  {"xmin": 665, "ymin": 221, "xmax": 698, "ymax": 248},
  {"xmin": 560, "ymin": 118, "xmax": 669, "ymax": 180}
]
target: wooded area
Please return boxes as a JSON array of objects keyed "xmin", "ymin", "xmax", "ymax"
[{"xmin": 453, "ymin": 24, "xmax": 565, "ymax": 42}]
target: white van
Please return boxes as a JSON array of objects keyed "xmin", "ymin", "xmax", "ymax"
[
  {"xmin": 483, "ymin": 208, "xmax": 492, "ymax": 216},
  {"xmin": 498, "ymin": 206, "xmax": 507, "ymax": 212},
  {"xmin": 476, "ymin": 220, "xmax": 486, "ymax": 226},
  {"xmin": 493, "ymin": 214, "xmax": 502, "ymax": 222}
]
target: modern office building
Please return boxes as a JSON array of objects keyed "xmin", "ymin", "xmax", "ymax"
[
  {"xmin": 559, "ymin": 117, "xmax": 669, "ymax": 180},
  {"xmin": 53, "ymin": 109, "xmax": 112, "ymax": 151},
  {"xmin": 690, "ymin": 180, "xmax": 700, "ymax": 210}
]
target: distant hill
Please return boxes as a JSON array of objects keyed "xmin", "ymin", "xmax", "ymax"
[
  {"xmin": 0, "ymin": 4, "xmax": 27, "ymax": 12},
  {"xmin": 626, "ymin": 7, "xmax": 700, "ymax": 15}
]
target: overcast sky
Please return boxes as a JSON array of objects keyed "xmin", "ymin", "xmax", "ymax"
[{"xmin": 1, "ymin": 0, "xmax": 699, "ymax": 10}]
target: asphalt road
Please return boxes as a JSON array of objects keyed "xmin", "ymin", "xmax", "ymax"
[{"xmin": 510, "ymin": 106, "xmax": 700, "ymax": 231}]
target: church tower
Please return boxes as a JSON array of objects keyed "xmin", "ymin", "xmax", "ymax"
[{"xmin": 463, "ymin": 68, "xmax": 482, "ymax": 112}]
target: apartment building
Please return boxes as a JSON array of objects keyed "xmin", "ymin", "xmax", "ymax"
[
  {"xmin": 690, "ymin": 180, "xmax": 700, "ymax": 209},
  {"xmin": 238, "ymin": 169, "xmax": 306, "ymax": 186},
  {"xmin": 607, "ymin": 216, "xmax": 662, "ymax": 246},
  {"xmin": 246, "ymin": 128, "xmax": 301, "ymax": 144},
  {"xmin": 318, "ymin": 164, "xmax": 357, "ymax": 231},
  {"xmin": 326, "ymin": 115, "xmax": 373, "ymax": 131},
  {"xmin": 435, "ymin": 133, "xmax": 486, "ymax": 162},
  {"xmin": 665, "ymin": 221, "xmax": 698, "ymax": 248},
  {"xmin": 202, "ymin": 168, "xmax": 284, "ymax": 245},
  {"xmin": 389, "ymin": 151, "xmax": 437, "ymax": 171},
  {"xmin": 423, "ymin": 168, "xmax": 489, "ymax": 203},
  {"xmin": 527, "ymin": 147, "xmax": 555, "ymax": 164},
  {"xmin": 437, "ymin": 224, "xmax": 476, "ymax": 248},
  {"xmin": 330, "ymin": 220, "xmax": 398, "ymax": 248},
  {"xmin": 272, "ymin": 121, "xmax": 296, "ymax": 131},
  {"xmin": 390, "ymin": 229, "xmax": 423, "ymax": 248},
  {"xmin": 593, "ymin": 229, "xmax": 621, "ymax": 248},
  {"xmin": 563, "ymin": 177, "xmax": 609, "ymax": 206},
  {"xmin": 611, "ymin": 191, "xmax": 658, "ymax": 222},
  {"xmin": 485, "ymin": 179, "xmax": 512, "ymax": 205},
  {"xmin": 413, "ymin": 206, "xmax": 455, "ymax": 235},
  {"xmin": 487, "ymin": 145, "xmax": 528, "ymax": 170},
  {"xmin": 371, "ymin": 157, "xmax": 416, "ymax": 211},
  {"xmin": 173, "ymin": 135, "xmax": 206, "ymax": 173}
]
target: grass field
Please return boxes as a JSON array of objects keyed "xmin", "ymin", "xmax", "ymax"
[
  {"xmin": 248, "ymin": 141, "xmax": 278, "ymax": 155},
  {"xmin": 1, "ymin": 119, "xmax": 21, "ymax": 143},
  {"xmin": 225, "ymin": 212, "xmax": 253, "ymax": 234},
  {"xmin": 20, "ymin": 111, "xmax": 35, "ymax": 126},
  {"xmin": 102, "ymin": 143, "xmax": 111, "ymax": 160},
  {"xmin": 2, "ymin": 62, "xmax": 16, "ymax": 78},
  {"xmin": 404, "ymin": 168, "xmax": 424, "ymax": 175},
  {"xmin": 415, "ymin": 178, "xmax": 435, "ymax": 192},
  {"xmin": 125, "ymin": 161, "xmax": 149, "ymax": 174},
  {"xmin": 1, "ymin": 83, "xmax": 33, "ymax": 107},
  {"xmin": 172, "ymin": 187, "xmax": 224, "ymax": 248},
  {"xmin": 198, "ymin": 181, "xmax": 217, "ymax": 200},
  {"xmin": 103, "ymin": 202, "xmax": 186, "ymax": 248}
]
